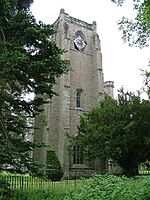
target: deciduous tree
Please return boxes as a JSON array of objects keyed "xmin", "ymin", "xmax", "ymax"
[
  {"xmin": 112, "ymin": 0, "xmax": 150, "ymax": 47},
  {"xmin": 112, "ymin": 0, "xmax": 150, "ymax": 98}
]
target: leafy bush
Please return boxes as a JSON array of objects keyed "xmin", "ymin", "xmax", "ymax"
[
  {"xmin": 11, "ymin": 188, "xmax": 68, "ymax": 200},
  {"xmin": 1, "ymin": 175, "xmax": 150, "ymax": 200},
  {"xmin": 65, "ymin": 175, "xmax": 150, "ymax": 200},
  {"xmin": 0, "ymin": 178, "xmax": 10, "ymax": 189},
  {"xmin": 46, "ymin": 150, "xmax": 63, "ymax": 181},
  {"xmin": 137, "ymin": 176, "xmax": 150, "ymax": 200},
  {"xmin": 0, "ymin": 178, "xmax": 12, "ymax": 200}
]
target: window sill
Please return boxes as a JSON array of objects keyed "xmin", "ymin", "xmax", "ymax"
[
  {"xmin": 69, "ymin": 107, "xmax": 85, "ymax": 112},
  {"xmin": 71, "ymin": 164, "xmax": 89, "ymax": 169}
]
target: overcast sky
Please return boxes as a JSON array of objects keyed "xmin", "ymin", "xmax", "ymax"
[{"xmin": 31, "ymin": 0, "xmax": 150, "ymax": 97}]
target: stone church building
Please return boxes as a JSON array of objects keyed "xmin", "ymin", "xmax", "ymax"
[{"xmin": 34, "ymin": 9, "xmax": 114, "ymax": 178}]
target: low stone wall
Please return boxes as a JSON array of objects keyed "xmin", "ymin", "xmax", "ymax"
[{"xmin": 69, "ymin": 168, "xmax": 96, "ymax": 179}]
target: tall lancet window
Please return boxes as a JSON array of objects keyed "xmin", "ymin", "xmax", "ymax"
[
  {"xmin": 73, "ymin": 145, "xmax": 83, "ymax": 164},
  {"xmin": 76, "ymin": 89, "xmax": 82, "ymax": 107}
]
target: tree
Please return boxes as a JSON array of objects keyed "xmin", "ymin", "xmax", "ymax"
[
  {"xmin": 112, "ymin": 0, "xmax": 150, "ymax": 48},
  {"xmin": 145, "ymin": 70, "xmax": 150, "ymax": 99},
  {"xmin": 112, "ymin": 0, "xmax": 150, "ymax": 98},
  {"xmin": 46, "ymin": 150, "xmax": 63, "ymax": 181},
  {"xmin": 0, "ymin": 0, "xmax": 68, "ymax": 173},
  {"xmin": 72, "ymin": 90, "xmax": 150, "ymax": 176}
]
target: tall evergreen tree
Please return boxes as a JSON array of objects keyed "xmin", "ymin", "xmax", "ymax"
[
  {"xmin": 0, "ymin": 0, "xmax": 68, "ymax": 173},
  {"xmin": 72, "ymin": 90, "xmax": 150, "ymax": 176}
]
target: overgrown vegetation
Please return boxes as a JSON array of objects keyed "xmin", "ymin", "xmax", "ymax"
[
  {"xmin": 0, "ymin": 175, "xmax": 149, "ymax": 200},
  {"xmin": 0, "ymin": 178, "xmax": 12, "ymax": 200},
  {"xmin": 65, "ymin": 175, "xmax": 150, "ymax": 200}
]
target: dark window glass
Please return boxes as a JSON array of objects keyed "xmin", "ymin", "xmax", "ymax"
[
  {"xmin": 76, "ymin": 91, "xmax": 81, "ymax": 107},
  {"xmin": 73, "ymin": 145, "xmax": 83, "ymax": 164}
]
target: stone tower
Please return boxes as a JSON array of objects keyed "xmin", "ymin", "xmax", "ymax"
[{"xmin": 34, "ymin": 9, "xmax": 114, "ymax": 178}]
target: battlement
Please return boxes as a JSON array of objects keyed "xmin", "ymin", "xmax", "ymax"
[
  {"xmin": 104, "ymin": 81, "xmax": 114, "ymax": 88},
  {"xmin": 58, "ymin": 8, "xmax": 97, "ymax": 31},
  {"xmin": 104, "ymin": 81, "xmax": 114, "ymax": 98}
]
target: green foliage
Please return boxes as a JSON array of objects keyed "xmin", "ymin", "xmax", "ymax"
[
  {"xmin": 144, "ymin": 70, "xmax": 150, "ymax": 99},
  {"xmin": 65, "ymin": 175, "xmax": 150, "ymax": 200},
  {"xmin": 112, "ymin": 1, "xmax": 150, "ymax": 130},
  {"xmin": 72, "ymin": 89, "xmax": 150, "ymax": 176},
  {"xmin": 8, "ymin": 188, "xmax": 69, "ymax": 200},
  {"xmin": 111, "ymin": 0, "xmax": 124, "ymax": 6},
  {"xmin": 112, "ymin": 0, "xmax": 150, "ymax": 47},
  {"xmin": 0, "ymin": 178, "xmax": 12, "ymax": 200},
  {"xmin": 0, "ymin": 0, "xmax": 69, "ymax": 173},
  {"xmin": 3, "ymin": 175, "xmax": 149, "ymax": 200},
  {"xmin": 0, "ymin": 178, "xmax": 10, "ymax": 189},
  {"xmin": 46, "ymin": 151, "xmax": 63, "ymax": 181}
]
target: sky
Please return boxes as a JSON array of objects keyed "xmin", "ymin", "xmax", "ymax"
[{"xmin": 31, "ymin": 0, "xmax": 150, "ymax": 97}]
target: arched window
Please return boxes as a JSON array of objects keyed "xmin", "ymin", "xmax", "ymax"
[
  {"xmin": 73, "ymin": 145, "xmax": 83, "ymax": 164},
  {"xmin": 76, "ymin": 89, "xmax": 82, "ymax": 107},
  {"xmin": 76, "ymin": 91, "xmax": 81, "ymax": 107}
]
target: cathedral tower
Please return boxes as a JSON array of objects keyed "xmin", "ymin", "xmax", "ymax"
[{"xmin": 34, "ymin": 9, "xmax": 114, "ymax": 178}]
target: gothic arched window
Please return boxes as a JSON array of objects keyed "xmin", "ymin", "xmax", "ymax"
[
  {"xmin": 76, "ymin": 91, "xmax": 81, "ymax": 107},
  {"xmin": 76, "ymin": 89, "xmax": 82, "ymax": 108},
  {"xmin": 73, "ymin": 145, "xmax": 83, "ymax": 164}
]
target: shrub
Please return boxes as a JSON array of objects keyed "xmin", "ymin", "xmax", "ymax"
[
  {"xmin": 0, "ymin": 178, "xmax": 12, "ymax": 200},
  {"xmin": 65, "ymin": 175, "xmax": 150, "ymax": 200},
  {"xmin": 11, "ymin": 188, "xmax": 69, "ymax": 200},
  {"xmin": 1, "ymin": 175, "xmax": 150, "ymax": 200},
  {"xmin": 46, "ymin": 150, "xmax": 63, "ymax": 181},
  {"xmin": 137, "ymin": 176, "xmax": 150, "ymax": 200}
]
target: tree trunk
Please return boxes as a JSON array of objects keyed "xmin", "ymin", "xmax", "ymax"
[{"xmin": 122, "ymin": 165, "xmax": 139, "ymax": 177}]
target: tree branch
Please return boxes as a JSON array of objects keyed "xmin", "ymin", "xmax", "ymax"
[
  {"xmin": 0, "ymin": 26, "xmax": 6, "ymax": 42},
  {"xmin": 0, "ymin": 118, "xmax": 12, "ymax": 149}
]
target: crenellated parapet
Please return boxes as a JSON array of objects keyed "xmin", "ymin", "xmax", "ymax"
[
  {"xmin": 104, "ymin": 81, "xmax": 114, "ymax": 88},
  {"xmin": 58, "ymin": 8, "xmax": 97, "ymax": 31},
  {"xmin": 104, "ymin": 81, "xmax": 114, "ymax": 98}
]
